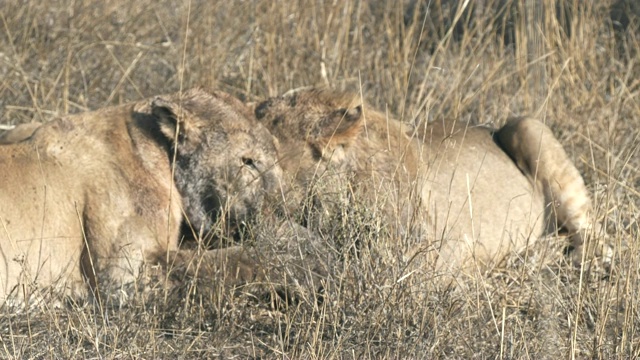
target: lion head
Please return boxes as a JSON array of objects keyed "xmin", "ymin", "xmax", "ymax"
[{"xmin": 151, "ymin": 88, "xmax": 284, "ymax": 236}]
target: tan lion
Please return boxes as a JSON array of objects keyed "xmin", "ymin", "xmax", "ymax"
[
  {"xmin": 0, "ymin": 88, "xmax": 286, "ymax": 306},
  {"xmin": 254, "ymin": 87, "xmax": 603, "ymax": 280}
]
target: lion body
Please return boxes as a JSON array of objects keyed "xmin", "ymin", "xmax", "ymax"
[
  {"xmin": 255, "ymin": 88, "xmax": 594, "ymax": 278},
  {"xmin": 0, "ymin": 104, "xmax": 185, "ymax": 302}
]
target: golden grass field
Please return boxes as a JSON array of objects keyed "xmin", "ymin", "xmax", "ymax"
[{"xmin": 1, "ymin": 0, "xmax": 639, "ymax": 358}]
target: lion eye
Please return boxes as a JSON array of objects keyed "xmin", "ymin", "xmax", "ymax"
[
  {"xmin": 242, "ymin": 157, "xmax": 257, "ymax": 169},
  {"xmin": 254, "ymin": 100, "xmax": 272, "ymax": 120}
]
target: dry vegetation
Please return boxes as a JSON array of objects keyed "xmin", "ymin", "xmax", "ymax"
[{"xmin": 1, "ymin": 0, "xmax": 639, "ymax": 358}]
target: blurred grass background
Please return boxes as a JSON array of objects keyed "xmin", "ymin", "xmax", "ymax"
[{"xmin": 1, "ymin": 0, "xmax": 639, "ymax": 358}]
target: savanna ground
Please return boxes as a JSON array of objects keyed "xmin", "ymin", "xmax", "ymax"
[{"xmin": 1, "ymin": 0, "xmax": 639, "ymax": 358}]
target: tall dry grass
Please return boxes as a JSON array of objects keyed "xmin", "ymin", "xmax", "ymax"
[{"xmin": 0, "ymin": 0, "xmax": 639, "ymax": 358}]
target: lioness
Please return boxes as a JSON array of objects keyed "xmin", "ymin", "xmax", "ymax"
[
  {"xmin": 0, "ymin": 88, "xmax": 284, "ymax": 305},
  {"xmin": 254, "ymin": 88, "xmax": 601, "ymax": 280}
]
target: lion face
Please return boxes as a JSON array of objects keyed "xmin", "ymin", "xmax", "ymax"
[
  {"xmin": 254, "ymin": 88, "xmax": 364, "ymax": 191},
  {"xmin": 152, "ymin": 89, "xmax": 284, "ymax": 235}
]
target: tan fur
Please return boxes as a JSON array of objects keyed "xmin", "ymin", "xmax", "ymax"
[
  {"xmin": 495, "ymin": 117, "xmax": 609, "ymax": 266},
  {"xmin": 0, "ymin": 88, "xmax": 284, "ymax": 305},
  {"xmin": 254, "ymin": 88, "xmax": 599, "ymax": 280}
]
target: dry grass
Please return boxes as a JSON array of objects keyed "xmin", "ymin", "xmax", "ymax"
[{"xmin": 1, "ymin": 0, "xmax": 639, "ymax": 358}]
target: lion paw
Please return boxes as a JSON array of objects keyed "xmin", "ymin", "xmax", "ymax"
[{"xmin": 569, "ymin": 231, "xmax": 613, "ymax": 274}]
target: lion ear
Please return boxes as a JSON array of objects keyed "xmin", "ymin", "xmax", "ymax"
[
  {"xmin": 313, "ymin": 105, "xmax": 363, "ymax": 155},
  {"xmin": 151, "ymin": 97, "xmax": 202, "ymax": 146}
]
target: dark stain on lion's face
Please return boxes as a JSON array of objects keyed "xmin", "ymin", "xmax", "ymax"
[{"xmin": 151, "ymin": 88, "xmax": 284, "ymax": 237}]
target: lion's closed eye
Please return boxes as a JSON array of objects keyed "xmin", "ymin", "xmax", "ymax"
[{"xmin": 242, "ymin": 157, "xmax": 259, "ymax": 171}]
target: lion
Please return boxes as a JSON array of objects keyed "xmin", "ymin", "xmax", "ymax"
[
  {"xmin": 254, "ymin": 87, "xmax": 605, "ymax": 280},
  {"xmin": 0, "ymin": 88, "xmax": 287, "ymax": 306}
]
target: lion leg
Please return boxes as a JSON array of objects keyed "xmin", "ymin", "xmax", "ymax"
[
  {"xmin": 495, "ymin": 117, "xmax": 611, "ymax": 268},
  {"xmin": 166, "ymin": 246, "xmax": 265, "ymax": 285},
  {"xmin": 166, "ymin": 223, "xmax": 330, "ymax": 303}
]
